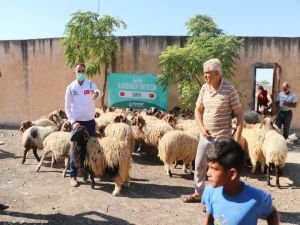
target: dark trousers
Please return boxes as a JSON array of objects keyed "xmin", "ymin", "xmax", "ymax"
[
  {"xmin": 70, "ymin": 119, "xmax": 96, "ymax": 178},
  {"xmin": 275, "ymin": 110, "xmax": 292, "ymax": 139}
]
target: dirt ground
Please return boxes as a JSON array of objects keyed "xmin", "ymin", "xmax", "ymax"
[{"xmin": 0, "ymin": 128, "xmax": 299, "ymax": 225}]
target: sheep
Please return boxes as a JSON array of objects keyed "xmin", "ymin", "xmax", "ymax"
[
  {"xmin": 158, "ymin": 130, "xmax": 198, "ymax": 177},
  {"xmin": 241, "ymin": 122, "xmax": 265, "ymax": 174},
  {"xmin": 261, "ymin": 117, "xmax": 288, "ymax": 187},
  {"xmin": 104, "ymin": 122, "xmax": 135, "ymax": 153},
  {"xmin": 36, "ymin": 131, "xmax": 71, "ymax": 177},
  {"xmin": 60, "ymin": 120, "xmax": 72, "ymax": 132},
  {"xmin": 71, "ymin": 126, "xmax": 131, "ymax": 196},
  {"xmin": 19, "ymin": 109, "xmax": 66, "ymax": 133},
  {"xmin": 131, "ymin": 116, "xmax": 174, "ymax": 153},
  {"xmin": 21, "ymin": 119, "xmax": 63, "ymax": 164},
  {"xmin": 174, "ymin": 119, "xmax": 199, "ymax": 131},
  {"xmin": 95, "ymin": 112, "xmax": 127, "ymax": 133}
]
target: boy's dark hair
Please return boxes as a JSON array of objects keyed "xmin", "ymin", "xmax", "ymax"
[{"xmin": 206, "ymin": 137, "xmax": 245, "ymax": 174}]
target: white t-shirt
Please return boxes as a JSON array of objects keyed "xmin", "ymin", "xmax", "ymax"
[{"xmin": 65, "ymin": 79, "xmax": 100, "ymax": 124}]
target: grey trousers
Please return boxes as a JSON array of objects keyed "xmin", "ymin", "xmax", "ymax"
[{"xmin": 194, "ymin": 134, "xmax": 216, "ymax": 196}]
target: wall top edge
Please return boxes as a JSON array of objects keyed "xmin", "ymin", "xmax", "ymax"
[{"xmin": 1, "ymin": 35, "xmax": 300, "ymax": 43}]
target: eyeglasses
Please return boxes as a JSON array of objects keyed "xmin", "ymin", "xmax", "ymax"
[{"xmin": 77, "ymin": 70, "xmax": 85, "ymax": 73}]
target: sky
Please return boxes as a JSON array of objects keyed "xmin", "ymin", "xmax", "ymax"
[{"xmin": 0, "ymin": 0, "xmax": 300, "ymax": 41}]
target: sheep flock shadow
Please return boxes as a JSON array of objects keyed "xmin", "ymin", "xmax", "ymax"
[{"xmin": 0, "ymin": 210, "xmax": 134, "ymax": 225}]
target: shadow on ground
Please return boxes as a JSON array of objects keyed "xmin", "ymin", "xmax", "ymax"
[
  {"xmin": 0, "ymin": 210, "xmax": 134, "ymax": 225},
  {"xmin": 279, "ymin": 211, "xmax": 300, "ymax": 224}
]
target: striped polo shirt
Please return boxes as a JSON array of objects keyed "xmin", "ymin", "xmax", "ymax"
[{"xmin": 196, "ymin": 79, "xmax": 241, "ymax": 137}]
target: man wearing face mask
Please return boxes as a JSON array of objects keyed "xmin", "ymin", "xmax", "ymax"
[
  {"xmin": 275, "ymin": 81, "xmax": 297, "ymax": 139},
  {"xmin": 65, "ymin": 63, "xmax": 100, "ymax": 187}
]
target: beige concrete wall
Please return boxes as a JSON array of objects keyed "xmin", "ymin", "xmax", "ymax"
[
  {"xmin": 234, "ymin": 37, "xmax": 300, "ymax": 129},
  {"xmin": 1, "ymin": 36, "xmax": 300, "ymax": 128}
]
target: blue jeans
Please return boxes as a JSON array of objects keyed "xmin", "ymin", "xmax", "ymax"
[
  {"xmin": 275, "ymin": 110, "xmax": 292, "ymax": 139},
  {"xmin": 70, "ymin": 119, "xmax": 96, "ymax": 178}
]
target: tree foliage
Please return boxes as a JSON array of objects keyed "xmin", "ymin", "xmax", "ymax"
[
  {"xmin": 62, "ymin": 11, "xmax": 126, "ymax": 106},
  {"xmin": 158, "ymin": 14, "xmax": 243, "ymax": 107}
]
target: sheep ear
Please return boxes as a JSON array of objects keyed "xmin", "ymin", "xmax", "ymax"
[
  {"xmin": 49, "ymin": 113, "xmax": 54, "ymax": 121},
  {"xmin": 52, "ymin": 114, "xmax": 58, "ymax": 123},
  {"xmin": 114, "ymin": 115, "xmax": 121, "ymax": 123},
  {"xmin": 137, "ymin": 116, "xmax": 145, "ymax": 129},
  {"xmin": 95, "ymin": 112, "xmax": 101, "ymax": 118}
]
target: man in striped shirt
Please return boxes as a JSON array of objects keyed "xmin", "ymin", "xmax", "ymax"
[{"xmin": 182, "ymin": 58, "xmax": 243, "ymax": 203}]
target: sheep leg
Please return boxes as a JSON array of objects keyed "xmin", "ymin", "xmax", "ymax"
[
  {"xmin": 22, "ymin": 148, "xmax": 31, "ymax": 164},
  {"xmin": 167, "ymin": 165, "xmax": 173, "ymax": 177},
  {"xmin": 32, "ymin": 147, "xmax": 40, "ymax": 162},
  {"xmin": 183, "ymin": 163, "xmax": 187, "ymax": 173},
  {"xmin": 173, "ymin": 160, "xmax": 178, "ymax": 169},
  {"xmin": 275, "ymin": 165, "xmax": 280, "ymax": 188},
  {"xmin": 266, "ymin": 165, "xmax": 271, "ymax": 186},
  {"xmin": 83, "ymin": 168, "xmax": 89, "ymax": 182},
  {"xmin": 113, "ymin": 177, "xmax": 122, "ymax": 196},
  {"xmin": 188, "ymin": 162, "xmax": 193, "ymax": 174},
  {"xmin": 36, "ymin": 150, "xmax": 50, "ymax": 172},
  {"xmin": 89, "ymin": 170, "xmax": 96, "ymax": 189},
  {"xmin": 62, "ymin": 157, "xmax": 69, "ymax": 178},
  {"xmin": 51, "ymin": 155, "xmax": 57, "ymax": 168},
  {"xmin": 251, "ymin": 162, "xmax": 257, "ymax": 174}
]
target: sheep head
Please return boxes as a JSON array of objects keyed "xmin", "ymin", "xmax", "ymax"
[
  {"xmin": 113, "ymin": 114, "xmax": 126, "ymax": 123},
  {"xmin": 131, "ymin": 116, "xmax": 145, "ymax": 129},
  {"xmin": 19, "ymin": 120, "xmax": 33, "ymax": 133},
  {"xmin": 262, "ymin": 117, "xmax": 274, "ymax": 131},
  {"xmin": 71, "ymin": 126, "xmax": 90, "ymax": 168}
]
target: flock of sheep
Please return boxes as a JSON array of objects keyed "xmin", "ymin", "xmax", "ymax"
[{"xmin": 18, "ymin": 107, "xmax": 289, "ymax": 196}]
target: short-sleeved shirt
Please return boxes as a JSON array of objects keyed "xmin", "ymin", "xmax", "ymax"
[
  {"xmin": 201, "ymin": 183, "xmax": 273, "ymax": 225},
  {"xmin": 196, "ymin": 80, "xmax": 241, "ymax": 137},
  {"xmin": 277, "ymin": 91, "xmax": 297, "ymax": 111},
  {"xmin": 65, "ymin": 79, "xmax": 100, "ymax": 124}
]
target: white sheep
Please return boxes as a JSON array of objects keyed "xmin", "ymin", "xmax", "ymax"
[
  {"xmin": 131, "ymin": 116, "xmax": 174, "ymax": 152},
  {"xmin": 104, "ymin": 122, "xmax": 135, "ymax": 154},
  {"xmin": 21, "ymin": 121, "xmax": 63, "ymax": 164},
  {"xmin": 71, "ymin": 127, "xmax": 131, "ymax": 196},
  {"xmin": 241, "ymin": 122, "xmax": 265, "ymax": 174},
  {"xmin": 158, "ymin": 130, "xmax": 198, "ymax": 177},
  {"xmin": 36, "ymin": 131, "xmax": 71, "ymax": 177},
  {"xmin": 19, "ymin": 109, "xmax": 66, "ymax": 133},
  {"xmin": 261, "ymin": 117, "xmax": 288, "ymax": 187}
]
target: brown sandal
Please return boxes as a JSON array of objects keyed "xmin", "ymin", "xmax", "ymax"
[{"xmin": 182, "ymin": 194, "xmax": 201, "ymax": 203}]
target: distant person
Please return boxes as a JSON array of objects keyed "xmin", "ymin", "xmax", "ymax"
[
  {"xmin": 182, "ymin": 58, "xmax": 243, "ymax": 203},
  {"xmin": 65, "ymin": 63, "xmax": 100, "ymax": 187},
  {"xmin": 202, "ymin": 137, "xmax": 279, "ymax": 225},
  {"xmin": 275, "ymin": 81, "xmax": 297, "ymax": 139},
  {"xmin": 256, "ymin": 85, "xmax": 272, "ymax": 115}
]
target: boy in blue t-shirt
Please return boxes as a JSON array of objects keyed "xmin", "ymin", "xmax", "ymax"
[{"xmin": 201, "ymin": 137, "xmax": 279, "ymax": 225}]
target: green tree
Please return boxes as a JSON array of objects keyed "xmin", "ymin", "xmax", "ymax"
[
  {"xmin": 62, "ymin": 11, "xmax": 126, "ymax": 107},
  {"xmin": 158, "ymin": 14, "xmax": 243, "ymax": 107}
]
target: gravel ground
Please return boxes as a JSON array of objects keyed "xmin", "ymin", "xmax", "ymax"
[{"xmin": 0, "ymin": 129, "xmax": 299, "ymax": 225}]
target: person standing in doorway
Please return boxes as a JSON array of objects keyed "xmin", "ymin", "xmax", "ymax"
[
  {"xmin": 65, "ymin": 63, "xmax": 100, "ymax": 187},
  {"xmin": 256, "ymin": 85, "xmax": 272, "ymax": 115},
  {"xmin": 275, "ymin": 81, "xmax": 297, "ymax": 139},
  {"xmin": 182, "ymin": 58, "xmax": 243, "ymax": 203}
]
